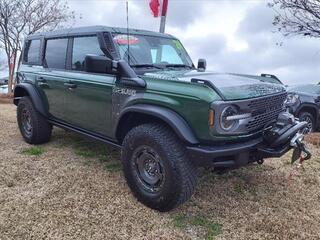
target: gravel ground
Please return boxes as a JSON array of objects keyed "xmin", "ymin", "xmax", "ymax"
[{"xmin": 0, "ymin": 103, "xmax": 320, "ymax": 240}]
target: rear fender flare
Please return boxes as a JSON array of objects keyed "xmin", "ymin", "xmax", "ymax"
[{"xmin": 14, "ymin": 83, "xmax": 48, "ymax": 116}]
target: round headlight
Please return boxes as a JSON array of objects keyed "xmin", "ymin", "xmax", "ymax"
[
  {"xmin": 285, "ymin": 94, "xmax": 299, "ymax": 105},
  {"xmin": 220, "ymin": 106, "xmax": 238, "ymax": 131}
]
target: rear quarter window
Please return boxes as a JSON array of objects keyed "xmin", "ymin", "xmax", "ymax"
[
  {"xmin": 23, "ymin": 39, "xmax": 41, "ymax": 64},
  {"xmin": 44, "ymin": 38, "xmax": 68, "ymax": 69}
]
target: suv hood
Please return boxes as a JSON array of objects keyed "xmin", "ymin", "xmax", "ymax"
[
  {"xmin": 287, "ymin": 84, "xmax": 320, "ymax": 97},
  {"xmin": 143, "ymin": 70, "xmax": 286, "ymax": 100}
]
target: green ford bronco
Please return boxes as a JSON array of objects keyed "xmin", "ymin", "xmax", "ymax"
[{"xmin": 14, "ymin": 26, "xmax": 310, "ymax": 211}]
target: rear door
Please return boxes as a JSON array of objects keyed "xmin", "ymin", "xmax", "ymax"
[
  {"xmin": 62, "ymin": 35, "xmax": 115, "ymax": 136},
  {"xmin": 37, "ymin": 38, "xmax": 69, "ymax": 120}
]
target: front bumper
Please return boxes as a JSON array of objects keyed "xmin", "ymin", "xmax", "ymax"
[{"xmin": 187, "ymin": 121, "xmax": 307, "ymax": 169}]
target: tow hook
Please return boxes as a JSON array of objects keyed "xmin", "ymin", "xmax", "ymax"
[
  {"xmin": 290, "ymin": 133, "xmax": 312, "ymax": 164},
  {"xmin": 287, "ymin": 133, "xmax": 312, "ymax": 181}
]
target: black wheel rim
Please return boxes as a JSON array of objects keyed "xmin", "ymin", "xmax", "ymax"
[
  {"xmin": 21, "ymin": 107, "xmax": 33, "ymax": 137},
  {"xmin": 132, "ymin": 145, "xmax": 165, "ymax": 193},
  {"xmin": 301, "ymin": 116, "xmax": 313, "ymax": 134}
]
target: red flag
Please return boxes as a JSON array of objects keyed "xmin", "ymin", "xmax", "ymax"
[
  {"xmin": 161, "ymin": 0, "xmax": 168, "ymax": 17},
  {"xmin": 149, "ymin": 0, "xmax": 160, "ymax": 17}
]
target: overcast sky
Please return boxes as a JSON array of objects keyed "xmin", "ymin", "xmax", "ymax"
[{"xmin": 2, "ymin": 0, "xmax": 319, "ymax": 85}]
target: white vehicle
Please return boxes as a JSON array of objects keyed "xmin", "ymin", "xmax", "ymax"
[{"xmin": 0, "ymin": 85, "xmax": 8, "ymax": 94}]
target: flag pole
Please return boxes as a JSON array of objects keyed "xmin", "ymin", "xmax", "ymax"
[{"xmin": 159, "ymin": 0, "xmax": 168, "ymax": 33}]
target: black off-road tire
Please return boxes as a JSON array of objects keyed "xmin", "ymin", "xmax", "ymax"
[
  {"xmin": 299, "ymin": 111, "xmax": 315, "ymax": 133},
  {"xmin": 121, "ymin": 123, "xmax": 197, "ymax": 212},
  {"xmin": 17, "ymin": 96, "xmax": 52, "ymax": 144}
]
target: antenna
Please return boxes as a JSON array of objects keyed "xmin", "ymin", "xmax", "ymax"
[{"xmin": 126, "ymin": 0, "xmax": 130, "ymax": 65}]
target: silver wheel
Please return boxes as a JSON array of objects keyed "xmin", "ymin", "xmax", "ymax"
[{"xmin": 299, "ymin": 112, "xmax": 315, "ymax": 134}]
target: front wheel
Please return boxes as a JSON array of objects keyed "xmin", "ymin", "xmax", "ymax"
[
  {"xmin": 121, "ymin": 123, "xmax": 197, "ymax": 212},
  {"xmin": 299, "ymin": 112, "xmax": 315, "ymax": 134}
]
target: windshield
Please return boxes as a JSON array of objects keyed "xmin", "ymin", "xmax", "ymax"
[{"xmin": 112, "ymin": 34, "xmax": 193, "ymax": 68}]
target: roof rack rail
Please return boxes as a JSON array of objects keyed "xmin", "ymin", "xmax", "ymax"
[{"xmin": 261, "ymin": 73, "xmax": 280, "ymax": 81}]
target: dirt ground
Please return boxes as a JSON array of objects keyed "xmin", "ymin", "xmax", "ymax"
[{"xmin": 0, "ymin": 103, "xmax": 320, "ymax": 240}]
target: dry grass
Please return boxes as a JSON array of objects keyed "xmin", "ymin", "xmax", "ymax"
[
  {"xmin": 0, "ymin": 103, "xmax": 320, "ymax": 240},
  {"xmin": 0, "ymin": 94, "xmax": 13, "ymax": 104},
  {"xmin": 305, "ymin": 133, "xmax": 320, "ymax": 147}
]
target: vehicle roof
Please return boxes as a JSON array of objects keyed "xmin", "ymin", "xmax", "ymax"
[{"xmin": 26, "ymin": 25, "xmax": 175, "ymax": 39}]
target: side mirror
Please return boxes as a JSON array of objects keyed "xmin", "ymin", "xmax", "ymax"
[
  {"xmin": 84, "ymin": 55, "xmax": 114, "ymax": 74},
  {"xmin": 84, "ymin": 55, "xmax": 146, "ymax": 88},
  {"xmin": 197, "ymin": 59, "xmax": 207, "ymax": 72}
]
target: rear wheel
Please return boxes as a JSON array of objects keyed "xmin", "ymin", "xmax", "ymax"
[
  {"xmin": 299, "ymin": 112, "xmax": 315, "ymax": 134},
  {"xmin": 17, "ymin": 96, "xmax": 52, "ymax": 144},
  {"xmin": 121, "ymin": 123, "xmax": 197, "ymax": 212}
]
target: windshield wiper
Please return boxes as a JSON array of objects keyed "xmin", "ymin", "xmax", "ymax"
[
  {"xmin": 131, "ymin": 64, "xmax": 164, "ymax": 69},
  {"xmin": 163, "ymin": 64, "xmax": 193, "ymax": 69}
]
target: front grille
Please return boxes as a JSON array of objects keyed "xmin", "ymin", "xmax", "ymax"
[{"xmin": 246, "ymin": 92, "xmax": 287, "ymax": 131}]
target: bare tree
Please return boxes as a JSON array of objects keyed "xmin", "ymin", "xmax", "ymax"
[
  {"xmin": 0, "ymin": 0, "xmax": 75, "ymax": 95},
  {"xmin": 0, "ymin": 56, "xmax": 7, "ymax": 72},
  {"xmin": 269, "ymin": 0, "xmax": 320, "ymax": 38}
]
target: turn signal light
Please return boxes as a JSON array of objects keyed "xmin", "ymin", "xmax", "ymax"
[{"xmin": 209, "ymin": 109, "xmax": 214, "ymax": 127}]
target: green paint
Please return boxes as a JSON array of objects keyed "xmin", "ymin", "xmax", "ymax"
[
  {"xmin": 18, "ymin": 30, "xmax": 286, "ymax": 144},
  {"xmin": 20, "ymin": 62, "xmax": 285, "ymax": 143}
]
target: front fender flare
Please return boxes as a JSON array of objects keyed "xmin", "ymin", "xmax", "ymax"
[
  {"xmin": 296, "ymin": 103, "xmax": 319, "ymax": 118},
  {"xmin": 14, "ymin": 83, "xmax": 48, "ymax": 116},
  {"xmin": 116, "ymin": 104, "xmax": 199, "ymax": 145}
]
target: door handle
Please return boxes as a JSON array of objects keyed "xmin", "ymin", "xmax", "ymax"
[
  {"xmin": 64, "ymin": 82, "xmax": 77, "ymax": 90},
  {"xmin": 37, "ymin": 77, "xmax": 49, "ymax": 88},
  {"xmin": 37, "ymin": 77, "xmax": 46, "ymax": 83}
]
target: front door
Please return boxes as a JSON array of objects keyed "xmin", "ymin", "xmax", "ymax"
[{"xmin": 63, "ymin": 36, "xmax": 115, "ymax": 137}]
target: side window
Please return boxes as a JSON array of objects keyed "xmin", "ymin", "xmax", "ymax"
[
  {"xmin": 45, "ymin": 38, "xmax": 68, "ymax": 69},
  {"xmin": 24, "ymin": 39, "xmax": 41, "ymax": 64},
  {"xmin": 72, "ymin": 36, "xmax": 104, "ymax": 71}
]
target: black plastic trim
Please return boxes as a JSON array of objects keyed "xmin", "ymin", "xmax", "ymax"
[
  {"xmin": 270, "ymin": 121, "xmax": 307, "ymax": 147},
  {"xmin": 117, "ymin": 60, "xmax": 146, "ymax": 88},
  {"xmin": 187, "ymin": 138, "xmax": 262, "ymax": 167},
  {"xmin": 49, "ymin": 119, "xmax": 121, "ymax": 149},
  {"xmin": 66, "ymin": 37, "xmax": 73, "ymax": 70},
  {"xmin": 186, "ymin": 137, "xmax": 293, "ymax": 168},
  {"xmin": 117, "ymin": 104, "xmax": 199, "ymax": 144},
  {"xmin": 257, "ymin": 144, "xmax": 291, "ymax": 158},
  {"xmin": 296, "ymin": 103, "xmax": 319, "ymax": 119},
  {"xmin": 13, "ymin": 83, "xmax": 48, "ymax": 116},
  {"xmin": 187, "ymin": 138, "xmax": 262, "ymax": 158}
]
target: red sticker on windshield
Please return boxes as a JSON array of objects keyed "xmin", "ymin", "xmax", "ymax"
[{"xmin": 113, "ymin": 35, "xmax": 139, "ymax": 45}]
